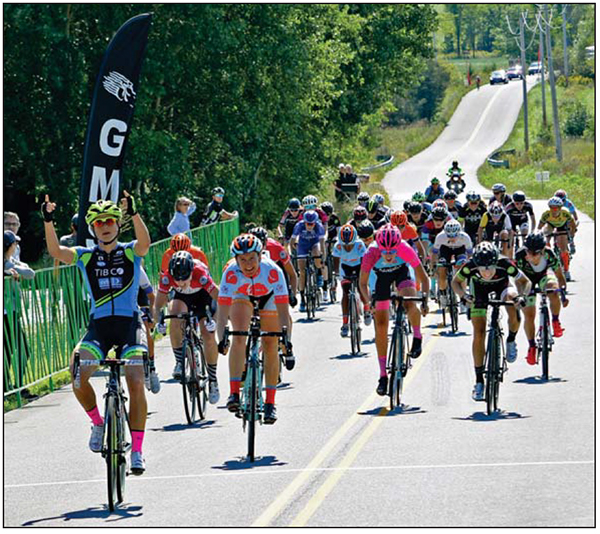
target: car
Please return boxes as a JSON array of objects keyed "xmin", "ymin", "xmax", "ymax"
[
  {"xmin": 489, "ymin": 70, "xmax": 508, "ymax": 85},
  {"xmin": 506, "ymin": 65, "xmax": 523, "ymax": 80},
  {"xmin": 528, "ymin": 61, "xmax": 543, "ymax": 75}
]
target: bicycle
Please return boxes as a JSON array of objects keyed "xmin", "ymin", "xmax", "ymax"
[
  {"xmin": 72, "ymin": 352, "xmax": 148, "ymax": 512},
  {"xmin": 483, "ymin": 298, "xmax": 514, "ymax": 415},
  {"xmin": 221, "ymin": 300, "xmax": 290, "ymax": 462},
  {"xmin": 164, "ymin": 311, "xmax": 209, "ymax": 425},
  {"xmin": 531, "ymin": 287, "xmax": 564, "ymax": 380},
  {"xmin": 387, "ymin": 295, "xmax": 423, "ymax": 410},
  {"xmin": 438, "ymin": 259, "xmax": 459, "ymax": 333},
  {"xmin": 325, "ymin": 239, "xmax": 337, "ymax": 303},
  {"xmin": 551, "ymin": 230, "xmax": 572, "ymax": 280},
  {"xmin": 346, "ymin": 275, "xmax": 362, "ymax": 355},
  {"xmin": 304, "ymin": 254, "xmax": 321, "ymax": 320}
]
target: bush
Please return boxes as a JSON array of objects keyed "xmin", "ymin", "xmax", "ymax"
[
  {"xmin": 562, "ymin": 100, "xmax": 589, "ymax": 137},
  {"xmin": 535, "ymin": 125, "xmax": 554, "ymax": 146}
]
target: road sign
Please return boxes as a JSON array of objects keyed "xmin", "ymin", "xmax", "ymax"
[{"xmin": 535, "ymin": 171, "xmax": 550, "ymax": 182}]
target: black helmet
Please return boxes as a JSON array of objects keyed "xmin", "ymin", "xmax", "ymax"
[
  {"xmin": 403, "ymin": 200, "xmax": 411, "ymax": 211},
  {"xmin": 248, "ymin": 226, "xmax": 268, "ymax": 246},
  {"xmin": 512, "ymin": 190, "xmax": 526, "ymax": 203},
  {"xmin": 353, "ymin": 206, "xmax": 368, "ymax": 221},
  {"xmin": 431, "ymin": 206, "xmax": 448, "ymax": 221},
  {"xmin": 407, "ymin": 202, "xmax": 422, "ymax": 214},
  {"xmin": 366, "ymin": 198, "xmax": 379, "ymax": 214},
  {"xmin": 320, "ymin": 201, "xmax": 334, "ymax": 216},
  {"xmin": 357, "ymin": 220, "xmax": 374, "ymax": 239},
  {"xmin": 212, "ymin": 186, "xmax": 225, "ymax": 196},
  {"xmin": 288, "ymin": 198, "xmax": 301, "ymax": 210},
  {"xmin": 473, "ymin": 242, "xmax": 499, "ymax": 267},
  {"xmin": 524, "ymin": 231, "xmax": 546, "ymax": 253},
  {"xmin": 357, "ymin": 192, "xmax": 370, "ymax": 203},
  {"xmin": 169, "ymin": 251, "xmax": 195, "ymax": 281},
  {"xmin": 443, "ymin": 190, "xmax": 457, "ymax": 200},
  {"xmin": 452, "ymin": 160, "xmax": 458, "ymax": 166},
  {"xmin": 71, "ymin": 214, "xmax": 79, "ymax": 227}
]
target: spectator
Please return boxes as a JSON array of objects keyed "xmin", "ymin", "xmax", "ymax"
[
  {"xmin": 4, "ymin": 212, "xmax": 21, "ymax": 261},
  {"xmin": 167, "ymin": 196, "xmax": 197, "ymax": 236},
  {"xmin": 334, "ymin": 163, "xmax": 360, "ymax": 202},
  {"xmin": 4, "ymin": 231, "xmax": 33, "ymax": 280},
  {"xmin": 201, "ymin": 187, "xmax": 238, "ymax": 226}
]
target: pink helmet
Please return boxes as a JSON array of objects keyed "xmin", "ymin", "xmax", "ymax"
[{"xmin": 375, "ymin": 223, "xmax": 401, "ymax": 250}]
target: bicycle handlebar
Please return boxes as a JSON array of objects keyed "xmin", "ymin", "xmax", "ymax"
[
  {"xmin": 79, "ymin": 359, "xmax": 146, "ymax": 366},
  {"xmin": 487, "ymin": 300, "xmax": 515, "ymax": 306}
]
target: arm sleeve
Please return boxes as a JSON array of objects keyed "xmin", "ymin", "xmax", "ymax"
[
  {"xmin": 271, "ymin": 264, "xmax": 290, "ymax": 304},
  {"xmin": 430, "ymin": 233, "xmax": 444, "ymax": 255},
  {"xmin": 187, "ymin": 202, "xmax": 197, "ymax": 216},
  {"xmin": 397, "ymin": 242, "xmax": 421, "ymax": 268},
  {"xmin": 360, "ymin": 247, "xmax": 378, "ymax": 273}
]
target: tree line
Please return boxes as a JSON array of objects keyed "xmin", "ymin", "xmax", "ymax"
[{"xmin": 4, "ymin": 4, "xmax": 437, "ymax": 261}]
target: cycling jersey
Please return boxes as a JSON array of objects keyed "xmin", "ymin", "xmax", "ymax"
[
  {"xmin": 158, "ymin": 260, "xmax": 217, "ymax": 296},
  {"xmin": 539, "ymin": 209, "xmax": 575, "ymax": 229},
  {"xmin": 479, "ymin": 212, "xmax": 512, "ymax": 233},
  {"xmin": 72, "ymin": 241, "xmax": 142, "ymax": 319},
  {"xmin": 562, "ymin": 199, "xmax": 577, "ymax": 216},
  {"xmin": 425, "ymin": 185, "xmax": 445, "ymax": 203},
  {"xmin": 326, "ymin": 213, "xmax": 342, "ymax": 241},
  {"xmin": 400, "ymin": 223, "xmax": 419, "ymax": 242},
  {"xmin": 431, "ymin": 232, "xmax": 473, "ymax": 254},
  {"xmin": 160, "ymin": 245, "xmax": 209, "ymax": 275},
  {"xmin": 292, "ymin": 220, "xmax": 325, "ymax": 242},
  {"xmin": 137, "ymin": 267, "xmax": 154, "ymax": 308},
  {"xmin": 445, "ymin": 200, "xmax": 463, "ymax": 220},
  {"xmin": 361, "ymin": 241, "xmax": 421, "ymax": 274},
  {"xmin": 301, "ymin": 207, "xmax": 328, "ymax": 227},
  {"xmin": 459, "ymin": 203, "xmax": 487, "ymax": 238},
  {"xmin": 265, "ymin": 237, "xmax": 290, "ymax": 267},
  {"xmin": 332, "ymin": 240, "xmax": 366, "ymax": 267},
  {"xmin": 505, "ymin": 201, "xmax": 534, "ymax": 229},
  {"xmin": 279, "ymin": 207, "xmax": 305, "ymax": 239},
  {"xmin": 515, "ymin": 246, "xmax": 561, "ymax": 285}
]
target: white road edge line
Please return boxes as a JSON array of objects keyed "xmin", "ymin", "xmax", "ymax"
[{"xmin": 5, "ymin": 460, "xmax": 593, "ymax": 489}]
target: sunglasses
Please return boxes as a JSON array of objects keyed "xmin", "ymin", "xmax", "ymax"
[
  {"xmin": 381, "ymin": 249, "xmax": 396, "ymax": 255},
  {"xmin": 526, "ymin": 250, "xmax": 542, "ymax": 256},
  {"xmin": 93, "ymin": 218, "xmax": 116, "ymax": 228},
  {"xmin": 214, "ymin": 195, "xmax": 224, "ymax": 199},
  {"xmin": 5, "ymin": 222, "xmax": 19, "ymax": 228},
  {"xmin": 305, "ymin": 222, "xmax": 315, "ymax": 227}
]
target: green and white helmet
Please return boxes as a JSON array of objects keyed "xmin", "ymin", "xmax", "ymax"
[{"xmin": 85, "ymin": 199, "xmax": 122, "ymax": 226}]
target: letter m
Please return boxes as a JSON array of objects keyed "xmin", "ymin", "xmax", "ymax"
[{"xmin": 89, "ymin": 166, "xmax": 120, "ymax": 202}]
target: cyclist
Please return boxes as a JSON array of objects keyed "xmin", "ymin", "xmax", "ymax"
[
  {"xmin": 366, "ymin": 198, "xmax": 387, "ymax": 229},
  {"xmin": 301, "ymin": 195, "xmax": 328, "ymax": 231},
  {"xmin": 443, "ymin": 190, "xmax": 462, "ymax": 220},
  {"xmin": 290, "ymin": 210, "xmax": 326, "ymax": 312},
  {"xmin": 372, "ymin": 193, "xmax": 390, "ymax": 213},
  {"xmin": 490, "ymin": 183, "xmax": 513, "ymax": 207},
  {"xmin": 302, "ymin": 195, "xmax": 330, "ymax": 298},
  {"xmin": 407, "ymin": 201, "xmax": 429, "ymax": 237},
  {"xmin": 421, "ymin": 205, "xmax": 452, "ymax": 259},
  {"xmin": 357, "ymin": 192, "xmax": 370, "ymax": 208},
  {"xmin": 390, "ymin": 210, "xmax": 426, "ymax": 259},
  {"xmin": 458, "ymin": 191, "xmax": 487, "ymax": 245},
  {"xmin": 332, "ymin": 224, "xmax": 371, "ymax": 337},
  {"xmin": 446, "ymin": 160, "xmax": 466, "ymax": 193},
  {"xmin": 505, "ymin": 190, "xmax": 536, "ymax": 254},
  {"xmin": 411, "ymin": 191, "xmax": 432, "ymax": 214},
  {"xmin": 217, "ymin": 234, "xmax": 291, "ymax": 424},
  {"xmin": 478, "ymin": 201, "xmax": 512, "ymax": 257},
  {"xmin": 321, "ymin": 202, "xmax": 341, "ymax": 300},
  {"xmin": 451, "ymin": 242, "xmax": 531, "ymax": 401},
  {"xmin": 138, "ymin": 266, "xmax": 160, "ymax": 394},
  {"xmin": 154, "ymin": 252, "xmax": 221, "ymax": 403},
  {"xmin": 160, "ymin": 233, "xmax": 209, "ymax": 275},
  {"xmin": 538, "ymin": 196, "xmax": 577, "ymax": 281},
  {"xmin": 277, "ymin": 198, "xmax": 304, "ymax": 252},
  {"xmin": 348, "ymin": 205, "xmax": 369, "ymax": 229},
  {"xmin": 359, "ymin": 224, "xmax": 430, "ymax": 395},
  {"xmin": 425, "ymin": 178, "xmax": 445, "ymax": 203},
  {"xmin": 430, "ymin": 219, "xmax": 473, "ymax": 308},
  {"xmin": 42, "ymin": 193, "xmax": 150, "ymax": 474},
  {"xmin": 554, "ymin": 189, "xmax": 578, "ymax": 255},
  {"xmin": 357, "ymin": 220, "xmax": 375, "ymax": 248},
  {"xmin": 515, "ymin": 232, "xmax": 569, "ymax": 365}
]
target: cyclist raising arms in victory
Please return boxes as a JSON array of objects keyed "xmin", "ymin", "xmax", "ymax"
[{"xmin": 42, "ymin": 193, "xmax": 151, "ymax": 474}]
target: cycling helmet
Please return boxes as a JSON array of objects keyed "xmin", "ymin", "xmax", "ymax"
[
  {"xmin": 512, "ymin": 190, "xmax": 526, "ymax": 203},
  {"xmin": 488, "ymin": 201, "xmax": 503, "ymax": 217},
  {"xmin": 548, "ymin": 196, "xmax": 563, "ymax": 208},
  {"xmin": 384, "ymin": 208, "xmax": 392, "ymax": 223},
  {"xmin": 320, "ymin": 201, "xmax": 334, "ymax": 216},
  {"xmin": 357, "ymin": 192, "xmax": 370, "ymax": 204},
  {"xmin": 492, "ymin": 183, "xmax": 506, "ymax": 193},
  {"xmin": 390, "ymin": 210, "xmax": 408, "ymax": 228},
  {"xmin": 431, "ymin": 206, "xmax": 448, "ymax": 221},
  {"xmin": 444, "ymin": 219, "xmax": 462, "ymax": 238},
  {"xmin": 170, "ymin": 233, "xmax": 191, "ymax": 252},
  {"xmin": 357, "ymin": 220, "xmax": 375, "ymax": 239},
  {"xmin": 407, "ymin": 202, "xmax": 422, "ymax": 214},
  {"xmin": 554, "ymin": 189, "xmax": 567, "ymax": 200},
  {"xmin": 473, "ymin": 242, "xmax": 499, "ymax": 268},
  {"xmin": 231, "ymin": 234, "xmax": 263, "ymax": 256},
  {"xmin": 212, "ymin": 186, "xmax": 225, "ymax": 196},
  {"xmin": 524, "ymin": 231, "xmax": 547, "ymax": 253},
  {"xmin": 366, "ymin": 198, "xmax": 379, "ymax": 214},
  {"xmin": 443, "ymin": 190, "xmax": 457, "ymax": 200},
  {"xmin": 452, "ymin": 160, "xmax": 458, "ymax": 166},
  {"xmin": 169, "ymin": 251, "xmax": 195, "ymax": 281},
  {"xmin": 339, "ymin": 224, "xmax": 357, "ymax": 245},
  {"xmin": 353, "ymin": 206, "xmax": 368, "ymax": 222},
  {"xmin": 376, "ymin": 224, "xmax": 401, "ymax": 250},
  {"xmin": 466, "ymin": 191, "xmax": 481, "ymax": 202},
  {"xmin": 302, "ymin": 195, "xmax": 318, "ymax": 209},
  {"xmin": 71, "ymin": 214, "xmax": 79, "ymax": 227},
  {"xmin": 248, "ymin": 226, "xmax": 268, "ymax": 246},
  {"xmin": 432, "ymin": 199, "xmax": 447, "ymax": 209},
  {"xmin": 431, "ymin": 177, "xmax": 440, "ymax": 185},
  {"xmin": 412, "ymin": 192, "xmax": 426, "ymax": 203},
  {"xmin": 303, "ymin": 210, "xmax": 319, "ymax": 224},
  {"xmin": 403, "ymin": 200, "xmax": 411, "ymax": 211},
  {"xmin": 373, "ymin": 193, "xmax": 385, "ymax": 205},
  {"xmin": 288, "ymin": 198, "xmax": 301, "ymax": 210},
  {"xmin": 85, "ymin": 199, "xmax": 122, "ymax": 226}
]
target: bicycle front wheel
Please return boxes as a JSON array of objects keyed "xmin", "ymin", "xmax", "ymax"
[
  {"xmin": 449, "ymin": 287, "xmax": 459, "ymax": 333},
  {"xmin": 105, "ymin": 396, "xmax": 118, "ymax": 512},
  {"xmin": 182, "ymin": 341, "xmax": 202, "ymax": 425},
  {"xmin": 115, "ymin": 402, "xmax": 127, "ymax": 504},
  {"xmin": 485, "ymin": 335, "xmax": 497, "ymax": 415},
  {"xmin": 540, "ymin": 307, "xmax": 550, "ymax": 380},
  {"xmin": 349, "ymin": 292, "xmax": 360, "ymax": 355},
  {"xmin": 247, "ymin": 362, "xmax": 258, "ymax": 462}
]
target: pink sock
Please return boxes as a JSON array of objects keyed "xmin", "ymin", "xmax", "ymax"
[
  {"xmin": 378, "ymin": 356, "xmax": 387, "ymax": 377},
  {"xmin": 131, "ymin": 430, "xmax": 145, "ymax": 453},
  {"xmin": 413, "ymin": 325, "xmax": 422, "ymax": 339},
  {"xmin": 86, "ymin": 406, "xmax": 104, "ymax": 426}
]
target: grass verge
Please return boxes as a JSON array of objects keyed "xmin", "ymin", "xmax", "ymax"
[{"xmin": 4, "ymin": 369, "xmax": 71, "ymax": 412}]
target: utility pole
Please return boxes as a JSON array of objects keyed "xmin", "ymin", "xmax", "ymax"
[
  {"xmin": 539, "ymin": 15, "xmax": 547, "ymax": 126},
  {"xmin": 562, "ymin": 4, "xmax": 569, "ymax": 86},
  {"xmin": 519, "ymin": 15, "xmax": 529, "ymax": 152},
  {"xmin": 544, "ymin": 4, "xmax": 563, "ymax": 161}
]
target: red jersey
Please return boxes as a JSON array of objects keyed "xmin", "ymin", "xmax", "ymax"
[
  {"xmin": 265, "ymin": 237, "xmax": 290, "ymax": 266},
  {"xmin": 158, "ymin": 260, "xmax": 216, "ymax": 295}
]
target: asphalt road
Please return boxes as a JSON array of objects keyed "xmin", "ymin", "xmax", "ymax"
[{"xmin": 4, "ymin": 76, "xmax": 594, "ymax": 527}]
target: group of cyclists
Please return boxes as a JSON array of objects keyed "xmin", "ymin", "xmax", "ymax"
[{"xmin": 40, "ymin": 161, "xmax": 579, "ymax": 474}]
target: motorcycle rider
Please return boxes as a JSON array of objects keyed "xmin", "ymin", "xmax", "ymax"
[{"xmin": 446, "ymin": 161, "xmax": 466, "ymax": 193}]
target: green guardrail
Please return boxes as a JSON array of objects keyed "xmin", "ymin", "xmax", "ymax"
[{"xmin": 3, "ymin": 218, "xmax": 239, "ymax": 406}]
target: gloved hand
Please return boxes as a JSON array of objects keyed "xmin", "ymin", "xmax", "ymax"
[
  {"xmin": 156, "ymin": 321, "xmax": 167, "ymax": 335},
  {"xmin": 41, "ymin": 194, "xmax": 56, "ymax": 223},
  {"xmin": 218, "ymin": 338, "xmax": 229, "ymax": 355},
  {"xmin": 514, "ymin": 296, "xmax": 527, "ymax": 310},
  {"xmin": 121, "ymin": 190, "xmax": 137, "ymax": 217},
  {"xmin": 289, "ymin": 294, "xmax": 298, "ymax": 308},
  {"xmin": 205, "ymin": 318, "xmax": 216, "ymax": 333},
  {"xmin": 461, "ymin": 294, "xmax": 475, "ymax": 306}
]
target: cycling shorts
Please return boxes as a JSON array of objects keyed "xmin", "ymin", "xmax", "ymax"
[
  {"xmin": 76, "ymin": 313, "xmax": 147, "ymax": 361},
  {"xmin": 438, "ymin": 245, "xmax": 467, "ymax": 264},
  {"xmin": 373, "ymin": 264, "xmax": 415, "ymax": 303},
  {"xmin": 173, "ymin": 289, "xmax": 214, "ymax": 320},
  {"xmin": 525, "ymin": 273, "xmax": 557, "ymax": 307},
  {"xmin": 340, "ymin": 263, "xmax": 361, "ymax": 285},
  {"xmin": 470, "ymin": 280, "xmax": 511, "ymax": 318},
  {"xmin": 297, "ymin": 238, "xmax": 320, "ymax": 259}
]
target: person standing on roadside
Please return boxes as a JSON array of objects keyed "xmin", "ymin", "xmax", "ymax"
[
  {"xmin": 202, "ymin": 187, "xmax": 238, "ymax": 226},
  {"xmin": 4, "ymin": 212, "xmax": 21, "ymax": 261},
  {"xmin": 167, "ymin": 196, "xmax": 196, "ymax": 236}
]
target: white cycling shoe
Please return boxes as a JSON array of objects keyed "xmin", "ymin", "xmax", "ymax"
[
  {"xmin": 364, "ymin": 311, "xmax": 373, "ymax": 326},
  {"xmin": 172, "ymin": 361, "xmax": 183, "ymax": 380},
  {"xmin": 472, "ymin": 383, "xmax": 484, "ymax": 402},
  {"xmin": 130, "ymin": 451, "xmax": 145, "ymax": 475},
  {"xmin": 506, "ymin": 340, "xmax": 517, "ymax": 363},
  {"xmin": 89, "ymin": 424, "xmax": 104, "ymax": 453},
  {"xmin": 208, "ymin": 381, "xmax": 220, "ymax": 404}
]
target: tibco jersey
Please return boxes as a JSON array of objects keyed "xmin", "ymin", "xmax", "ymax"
[
  {"xmin": 361, "ymin": 241, "xmax": 421, "ymax": 274},
  {"xmin": 332, "ymin": 240, "xmax": 367, "ymax": 266},
  {"xmin": 264, "ymin": 237, "xmax": 290, "ymax": 267},
  {"xmin": 218, "ymin": 257, "xmax": 289, "ymax": 305},
  {"xmin": 137, "ymin": 266, "xmax": 154, "ymax": 308},
  {"xmin": 72, "ymin": 241, "xmax": 142, "ymax": 319},
  {"xmin": 431, "ymin": 231, "xmax": 473, "ymax": 254},
  {"xmin": 159, "ymin": 260, "xmax": 217, "ymax": 295},
  {"xmin": 292, "ymin": 220, "xmax": 325, "ymax": 243}
]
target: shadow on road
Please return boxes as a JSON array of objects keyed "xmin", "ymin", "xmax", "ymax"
[
  {"xmin": 437, "ymin": 331, "xmax": 470, "ymax": 338},
  {"xmin": 150, "ymin": 420, "xmax": 219, "ymax": 432},
  {"xmin": 330, "ymin": 352, "xmax": 366, "ymax": 360},
  {"xmin": 513, "ymin": 376, "xmax": 568, "ymax": 385},
  {"xmin": 276, "ymin": 382, "xmax": 294, "ymax": 391},
  {"xmin": 22, "ymin": 504, "xmax": 143, "ymax": 525},
  {"xmin": 212, "ymin": 455, "xmax": 287, "ymax": 471},
  {"xmin": 357, "ymin": 405, "xmax": 427, "ymax": 417},
  {"xmin": 294, "ymin": 318, "xmax": 325, "ymax": 324},
  {"xmin": 452, "ymin": 411, "xmax": 530, "ymax": 422}
]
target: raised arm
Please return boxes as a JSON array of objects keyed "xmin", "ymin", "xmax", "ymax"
[
  {"xmin": 42, "ymin": 194, "xmax": 76, "ymax": 265},
  {"xmin": 121, "ymin": 191, "xmax": 151, "ymax": 257}
]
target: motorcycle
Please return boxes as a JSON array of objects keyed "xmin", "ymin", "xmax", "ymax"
[{"xmin": 446, "ymin": 170, "xmax": 466, "ymax": 194}]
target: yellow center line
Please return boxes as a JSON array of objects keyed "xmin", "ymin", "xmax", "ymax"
[
  {"xmin": 252, "ymin": 314, "xmax": 440, "ymax": 527},
  {"xmin": 289, "ymin": 332, "xmax": 441, "ymax": 527}
]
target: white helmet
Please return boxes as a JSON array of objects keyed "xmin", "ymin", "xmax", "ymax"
[
  {"xmin": 444, "ymin": 219, "xmax": 462, "ymax": 238},
  {"xmin": 488, "ymin": 201, "xmax": 504, "ymax": 217},
  {"xmin": 548, "ymin": 196, "xmax": 563, "ymax": 208}
]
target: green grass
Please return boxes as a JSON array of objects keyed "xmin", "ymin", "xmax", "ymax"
[
  {"xmin": 478, "ymin": 79, "xmax": 595, "ymax": 219},
  {"xmin": 4, "ymin": 369, "xmax": 71, "ymax": 412}
]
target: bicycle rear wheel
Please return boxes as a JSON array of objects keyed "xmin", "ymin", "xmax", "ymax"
[
  {"xmin": 195, "ymin": 340, "xmax": 208, "ymax": 420},
  {"xmin": 105, "ymin": 396, "xmax": 118, "ymax": 512},
  {"xmin": 182, "ymin": 341, "xmax": 201, "ymax": 425},
  {"xmin": 349, "ymin": 292, "xmax": 360, "ymax": 355},
  {"xmin": 540, "ymin": 307, "xmax": 550, "ymax": 380},
  {"xmin": 247, "ymin": 362, "xmax": 258, "ymax": 462},
  {"xmin": 449, "ymin": 288, "xmax": 459, "ymax": 333},
  {"xmin": 485, "ymin": 334, "xmax": 498, "ymax": 416},
  {"xmin": 388, "ymin": 333, "xmax": 398, "ymax": 411},
  {"xmin": 115, "ymin": 403, "xmax": 127, "ymax": 504}
]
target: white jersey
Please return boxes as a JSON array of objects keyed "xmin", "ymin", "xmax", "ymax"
[{"xmin": 431, "ymin": 231, "xmax": 473, "ymax": 254}]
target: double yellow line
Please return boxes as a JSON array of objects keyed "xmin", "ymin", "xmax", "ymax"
[{"xmin": 253, "ymin": 318, "xmax": 441, "ymax": 527}]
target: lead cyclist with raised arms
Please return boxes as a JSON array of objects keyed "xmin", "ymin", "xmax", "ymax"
[{"xmin": 42, "ymin": 193, "xmax": 151, "ymax": 474}]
